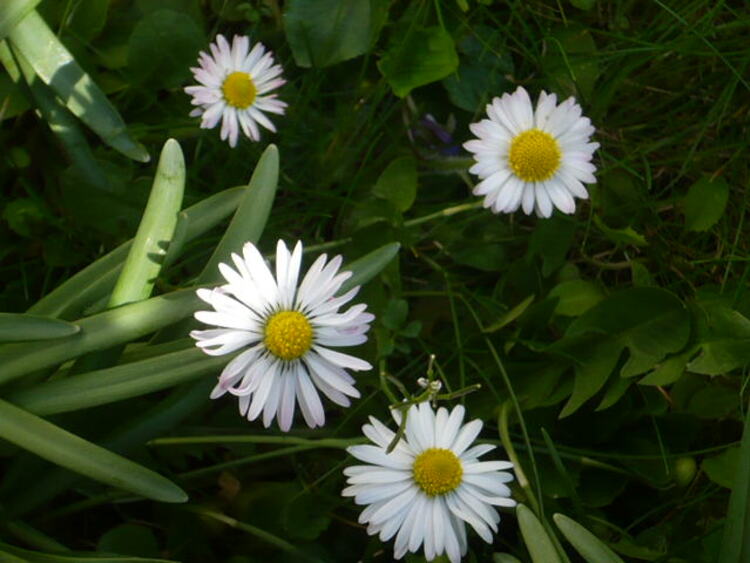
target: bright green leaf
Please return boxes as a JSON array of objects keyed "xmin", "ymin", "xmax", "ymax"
[
  {"xmin": 378, "ymin": 26, "xmax": 458, "ymax": 97},
  {"xmin": 340, "ymin": 242, "xmax": 401, "ymax": 294},
  {"xmin": 517, "ymin": 504, "xmax": 563, "ymax": 563},
  {"xmin": 0, "ymin": 0, "xmax": 41, "ymax": 41},
  {"xmin": 553, "ymin": 513, "xmax": 624, "ymax": 563},
  {"xmin": 0, "ymin": 313, "xmax": 79, "ymax": 342},
  {"xmin": 373, "ymin": 156, "xmax": 418, "ymax": 212},
  {"xmin": 683, "ymin": 176, "xmax": 729, "ymax": 232}
]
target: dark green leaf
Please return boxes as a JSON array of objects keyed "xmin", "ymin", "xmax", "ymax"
[
  {"xmin": 0, "ymin": 313, "xmax": 79, "ymax": 342},
  {"xmin": 683, "ymin": 176, "xmax": 729, "ymax": 232},
  {"xmin": 373, "ymin": 156, "xmax": 418, "ymax": 212}
]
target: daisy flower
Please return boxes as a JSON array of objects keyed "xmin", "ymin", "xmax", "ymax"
[
  {"xmin": 184, "ymin": 34, "xmax": 287, "ymax": 147},
  {"xmin": 463, "ymin": 86, "xmax": 599, "ymax": 218},
  {"xmin": 343, "ymin": 402, "xmax": 516, "ymax": 563},
  {"xmin": 191, "ymin": 241, "xmax": 373, "ymax": 431}
]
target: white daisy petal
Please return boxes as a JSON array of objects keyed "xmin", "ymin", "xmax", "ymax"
[
  {"xmin": 185, "ymin": 34, "xmax": 286, "ymax": 146},
  {"xmin": 342, "ymin": 403, "xmax": 515, "ymax": 561},
  {"xmin": 465, "ymin": 85, "xmax": 598, "ymax": 217}
]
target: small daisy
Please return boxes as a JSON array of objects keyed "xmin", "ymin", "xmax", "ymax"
[
  {"xmin": 191, "ymin": 241, "xmax": 373, "ymax": 431},
  {"xmin": 343, "ymin": 403, "xmax": 516, "ymax": 562},
  {"xmin": 184, "ymin": 34, "xmax": 287, "ymax": 147},
  {"xmin": 463, "ymin": 86, "xmax": 599, "ymax": 218}
]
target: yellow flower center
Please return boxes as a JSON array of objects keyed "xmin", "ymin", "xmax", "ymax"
[
  {"xmin": 221, "ymin": 71, "xmax": 257, "ymax": 109},
  {"xmin": 508, "ymin": 129, "xmax": 561, "ymax": 182},
  {"xmin": 412, "ymin": 448, "xmax": 463, "ymax": 496},
  {"xmin": 264, "ymin": 311, "xmax": 313, "ymax": 361}
]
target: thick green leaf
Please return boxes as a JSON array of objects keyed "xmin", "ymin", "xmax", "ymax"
[
  {"xmin": 517, "ymin": 504, "xmax": 563, "ymax": 563},
  {"xmin": 378, "ymin": 26, "xmax": 458, "ymax": 97},
  {"xmin": 198, "ymin": 144, "xmax": 279, "ymax": 284},
  {"xmin": 719, "ymin": 404, "xmax": 750, "ymax": 563},
  {"xmin": 9, "ymin": 348, "xmax": 225, "ymax": 415},
  {"xmin": 553, "ymin": 513, "xmax": 623, "ymax": 563},
  {"xmin": 127, "ymin": 9, "xmax": 204, "ymax": 89},
  {"xmin": 8, "ymin": 10, "xmax": 149, "ymax": 162},
  {"xmin": 109, "ymin": 139, "xmax": 185, "ymax": 306},
  {"xmin": 0, "ymin": 399, "xmax": 186, "ymax": 503},
  {"xmin": 0, "ymin": 289, "xmax": 199, "ymax": 384},
  {"xmin": 27, "ymin": 186, "xmax": 247, "ymax": 319},
  {"xmin": 683, "ymin": 176, "xmax": 729, "ymax": 232},
  {"xmin": 550, "ymin": 280, "xmax": 604, "ymax": 317},
  {"xmin": 0, "ymin": 313, "xmax": 78, "ymax": 342},
  {"xmin": 0, "ymin": 0, "xmax": 41, "ymax": 41},
  {"xmin": 0, "ymin": 41, "xmax": 109, "ymax": 191},
  {"xmin": 372, "ymin": 156, "xmax": 418, "ymax": 212},
  {"xmin": 339, "ymin": 242, "xmax": 401, "ymax": 294},
  {"xmin": 284, "ymin": 0, "xmax": 386, "ymax": 67}
]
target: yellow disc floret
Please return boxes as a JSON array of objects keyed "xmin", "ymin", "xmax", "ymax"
[
  {"xmin": 412, "ymin": 448, "xmax": 463, "ymax": 496},
  {"xmin": 264, "ymin": 311, "xmax": 313, "ymax": 361},
  {"xmin": 222, "ymin": 71, "xmax": 257, "ymax": 109},
  {"xmin": 508, "ymin": 128, "xmax": 561, "ymax": 182}
]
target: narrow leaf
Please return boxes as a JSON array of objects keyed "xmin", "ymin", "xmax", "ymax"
[
  {"xmin": 718, "ymin": 402, "xmax": 750, "ymax": 563},
  {"xmin": 8, "ymin": 10, "xmax": 149, "ymax": 162},
  {"xmin": 28, "ymin": 186, "xmax": 247, "ymax": 319},
  {"xmin": 10, "ymin": 348, "xmax": 225, "ymax": 415},
  {"xmin": 0, "ymin": 0, "xmax": 41, "ymax": 41},
  {"xmin": 0, "ymin": 313, "xmax": 78, "ymax": 342},
  {"xmin": 339, "ymin": 242, "xmax": 400, "ymax": 294},
  {"xmin": 0, "ymin": 289, "xmax": 200, "ymax": 385},
  {"xmin": 109, "ymin": 139, "xmax": 185, "ymax": 306},
  {"xmin": 484, "ymin": 294, "xmax": 535, "ymax": 333},
  {"xmin": 517, "ymin": 504, "xmax": 563, "ymax": 563},
  {"xmin": 0, "ymin": 399, "xmax": 186, "ymax": 503},
  {"xmin": 198, "ymin": 144, "xmax": 279, "ymax": 284},
  {"xmin": 553, "ymin": 513, "xmax": 624, "ymax": 563}
]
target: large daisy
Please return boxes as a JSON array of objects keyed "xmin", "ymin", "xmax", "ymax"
[
  {"xmin": 184, "ymin": 34, "xmax": 287, "ymax": 147},
  {"xmin": 463, "ymin": 86, "xmax": 599, "ymax": 217},
  {"xmin": 343, "ymin": 403, "xmax": 516, "ymax": 562},
  {"xmin": 191, "ymin": 241, "xmax": 373, "ymax": 431}
]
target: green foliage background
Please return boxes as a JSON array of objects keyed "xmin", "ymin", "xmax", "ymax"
[{"xmin": 1, "ymin": 0, "xmax": 750, "ymax": 562}]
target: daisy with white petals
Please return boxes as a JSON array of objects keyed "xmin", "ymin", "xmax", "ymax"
[
  {"xmin": 343, "ymin": 402, "xmax": 516, "ymax": 563},
  {"xmin": 464, "ymin": 86, "xmax": 599, "ymax": 218},
  {"xmin": 184, "ymin": 34, "xmax": 287, "ymax": 147},
  {"xmin": 191, "ymin": 241, "xmax": 373, "ymax": 431}
]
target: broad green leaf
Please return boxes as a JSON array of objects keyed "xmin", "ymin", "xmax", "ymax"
[
  {"xmin": 198, "ymin": 144, "xmax": 279, "ymax": 284},
  {"xmin": 0, "ymin": 0, "xmax": 41, "ymax": 41},
  {"xmin": 0, "ymin": 42, "xmax": 109, "ymax": 190},
  {"xmin": 66, "ymin": 0, "xmax": 109, "ymax": 40},
  {"xmin": 719, "ymin": 404, "xmax": 750, "ymax": 563},
  {"xmin": 517, "ymin": 504, "xmax": 563, "ymax": 563},
  {"xmin": 688, "ymin": 339, "xmax": 750, "ymax": 376},
  {"xmin": 9, "ymin": 348, "xmax": 225, "ymax": 415},
  {"xmin": 0, "ymin": 313, "xmax": 78, "ymax": 342},
  {"xmin": 689, "ymin": 302, "xmax": 750, "ymax": 375},
  {"xmin": 284, "ymin": 0, "xmax": 386, "ymax": 67},
  {"xmin": 550, "ymin": 280, "xmax": 604, "ymax": 317},
  {"xmin": 378, "ymin": 26, "xmax": 458, "ymax": 97},
  {"xmin": 528, "ymin": 216, "xmax": 576, "ymax": 277},
  {"xmin": 703, "ymin": 446, "xmax": 739, "ymax": 489},
  {"xmin": 542, "ymin": 26, "xmax": 599, "ymax": 99},
  {"xmin": 0, "ymin": 289, "xmax": 199, "ymax": 384},
  {"xmin": 593, "ymin": 215, "xmax": 647, "ymax": 247},
  {"xmin": 339, "ymin": 242, "xmax": 401, "ymax": 294},
  {"xmin": 127, "ymin": 9, "xmax": 204, "ymax": 89},
  {"xmin": 553, "ymin": 513, "xmax": 623, "ymax": 563},
  {"xmin": 28, "ymin": 186, "xmax": 247, "ymax": 319},
  {"xmin": 0, "ymin": 399, "xmax": 186, "ymax": 503},
  {"xmin": 109, "ymin": 139, "xmax": 185, "ymax": 306},
  {"xmin": 559, "ymin": 336, "xmax": 621, "ymax": 418},
  {"xmin": 638, "ymin": 349, "xmax": 691, "ymax": 385},
  {"xmin": 8, "ymin": 10, "xmax": 149, "ymax": 161},
  {"xmin": 484, "ymin": 295, "xmax": 535, "ymax": 333},
  {"xmin": 372, "ymin": 156, "xmax": 418, "ymax": 212},
  {"xmin": 683, "ymin": 176, "xmax": 729, "ymax": 232}
]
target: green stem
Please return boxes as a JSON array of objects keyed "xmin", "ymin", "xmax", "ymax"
[
  {"xmin": 150, "ymin": 435, "xmax": 361, "ymax": 448},
  {"xmin": 404, "ymin": 200, "xmax": 483, "ymax": 228}
]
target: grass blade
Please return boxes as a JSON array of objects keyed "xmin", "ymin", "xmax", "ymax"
[
  {"xmin": 0, "ymin": 289, "xmax": 200, "ymax": 385},
  {"xmin": 197, "ymin": 144, "xmax": 279, "ymax": 284},
  {"xmin": 0, "ymin": 0, "xmax": 41, "ymax": 41},
  {"xmin": 109, "ymin": 139, "xmax": 185, "ymax": 306},
  {"xmin": 553, "ymin": 513, "xmax": 624, "ymax": 563},
  {"xmin": 9, "ymin": 348, "xmax": 226, "ymax": 415},
  {"xmin": 517, "ymin": 504, "xmax": 563, "ymax": 563},
  {"xmin": 718, "ymin": 402, "xmax": 750, "ymax": 563},
  {"xmin": 0, "ymin": 313, "xmax": 79, "ymax": 342},
  {"xmin": 27, "ymin": 186, "xmax": 247, "ymax": 319},
  {"xmin": 0, "ymin": 399, "xmax": 186, "ymax": 503},
  {"xmin": 7, "ymin": 10, "xmax": 149, "ymax": 162}
]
